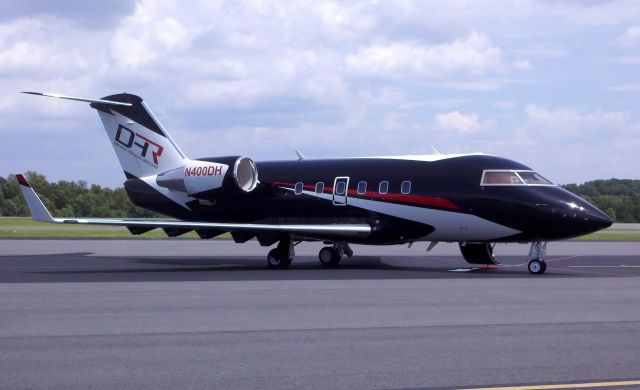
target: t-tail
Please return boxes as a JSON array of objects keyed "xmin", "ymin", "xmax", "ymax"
[
  {"xmin": 22, "ymin": 92, "xmax": 260, "ymax": 212},
  {"xmin": 22, "ymin": 92, "xmax": 187, "ymax": 179}
]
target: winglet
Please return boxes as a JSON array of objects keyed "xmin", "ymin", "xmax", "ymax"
[
  {"xmin": 295, "ymin": 150, "xmax": 305, "ymax": 161},
  {"xmin": 16, "ymin": 174, "xmax": 56, "ymax": 223}
]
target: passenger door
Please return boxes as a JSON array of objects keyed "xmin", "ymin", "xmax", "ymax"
[{"xmin": 332, "ymin": 177, "xmax": 349, "ymax": 206}]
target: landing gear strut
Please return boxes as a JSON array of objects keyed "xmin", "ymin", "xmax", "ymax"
[
  {"xmin": 319, "ymin": 243, "xmax": 353, "ymax": 266},
  {"xmin": 528, "ymin": 241, "xmax": 547, "ymax": 275},
  {"xmin": 267, "ymin": 237, "xmax": 295, "ymax": 269}
]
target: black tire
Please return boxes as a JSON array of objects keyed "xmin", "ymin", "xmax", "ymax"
[
  {"xmin": 267, "ymin": 248, "xmax": 290, "ymax": 269},
  {"xmin": 528, "ymin": 259, "xmax": 545, "ymax": 275},
  {"xmin": 319, "ymin": 247, "xmax": 340, "ymax": 266}
]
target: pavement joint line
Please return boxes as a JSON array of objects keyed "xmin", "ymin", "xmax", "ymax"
[
  {"xmin": 569, "ymin": 265, "xmax": 640, "ymax": 268},
  {"xmin": 3, "ymin": 321, "xmax": 640, "ymax": 341},
  {"xmin": 508, "ymin": 255, "xmax": 582, "ymax": 267},
  {"xmin": 0, "ymin": 264, "xmax": 246, "ymax": 269},
  {"xmin": 459, "ymin": 379, "xmax": 640, "ymax": 389},
  {"xmin": 567, "ymin": 267, "xmax": 636, "ymax": 277}
]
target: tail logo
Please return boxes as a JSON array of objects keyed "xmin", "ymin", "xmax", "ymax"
[{"xmin": 114, "ymin": 124, "xmax": 164, "ymax": 167}]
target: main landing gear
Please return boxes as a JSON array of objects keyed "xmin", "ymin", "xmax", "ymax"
[
  {"xmin": 528, "ymin": 241, "xmax": 547, "ymax": 275},
  {"xmin": 267, "ymin": 238, "xmax": 295, "ymax": 269},
  {"xmin": 318, "ymin": 243, "xmax": 353, "ymax": 266},
  {"xmin": 267, "ymin": 240, "xmax": 354, "ymax": 269}
]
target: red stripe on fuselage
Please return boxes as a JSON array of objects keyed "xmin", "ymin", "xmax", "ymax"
[{"xmin": 265, "ymin": 181, "xmax": 460, "ymax": 211}]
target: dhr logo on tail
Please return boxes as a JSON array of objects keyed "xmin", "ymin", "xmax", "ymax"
[{"xmin": 114, "ymin": 125, "xmax": 164, "ymax": 167}]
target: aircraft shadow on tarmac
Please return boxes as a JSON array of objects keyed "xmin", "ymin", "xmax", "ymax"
[{"xmin": 0, "ymin": 252, "xmax": 600, "ymax": 283}]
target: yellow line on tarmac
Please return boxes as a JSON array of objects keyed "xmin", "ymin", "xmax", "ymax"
[{"xmin": 459, "ymin": 379, "xmax": 640, "ymax": 390}]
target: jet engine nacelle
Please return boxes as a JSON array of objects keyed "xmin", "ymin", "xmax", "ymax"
[{"xmin": 156, "ymin": 156, "xmax": 259, "ymax": 197}]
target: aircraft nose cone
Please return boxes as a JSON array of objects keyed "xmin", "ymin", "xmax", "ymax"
[
  {"xmin": 585, "ymin": 208, "xmax": 613, "ymax": 231},
  {"xmin": 565, "ymin": 197, "xmax": 612, "ymax": 236}
]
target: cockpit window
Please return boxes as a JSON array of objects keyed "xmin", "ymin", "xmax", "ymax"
[
  {"xmin": 481, "ymin": 170, "xmax": 555, "ymax": 186},
  {"xmin": 516, "ymin": 171, "xmax": 552, "ymax": 185},
  {"xmin": 481, "ymin": 170, "xmax": 524, "ymax": 185}
]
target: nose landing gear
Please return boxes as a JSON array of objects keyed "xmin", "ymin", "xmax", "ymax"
[{"xmin": 528, "ymin": 241, "xmax": 547, "ymax": 275}]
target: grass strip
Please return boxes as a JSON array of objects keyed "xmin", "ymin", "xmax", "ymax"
[{"xmin": 0, "ymin": 229, "xmax": 210, "ymax": 239}]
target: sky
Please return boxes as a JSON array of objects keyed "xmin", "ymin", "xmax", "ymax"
[{"xmin": 1, "ymin": 0, "xmax": 639, "ymax": 187}]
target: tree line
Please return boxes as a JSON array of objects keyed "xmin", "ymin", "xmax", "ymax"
[
  {"xmin": 563, "ymin": 179, "xmax": 640, "ymax": 223},
  {"xmin": 1, "ymin": 172, "xmax": 639, "ymax": 222},
  {"xmin": 0, "ymin": 172, "xmax": 158, "ymax": 218}
]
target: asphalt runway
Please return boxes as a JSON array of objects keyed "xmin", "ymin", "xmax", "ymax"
[{"xmin": 1, "ymin": 239, "xmax": 640, "ymax": 389}]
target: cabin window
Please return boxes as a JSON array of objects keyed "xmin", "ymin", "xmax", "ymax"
[
  {"xmin": 335, "ymin": 181, "xmax": 346, "ymax": 195},
  {"xmin": 379, "ymin": 181, "xmax": 389, "ymax": 194},
  {"xmin": 516, "ymin": 171, "xmax": 553, "ymax": 185},
  {"xmin": 357, "ymin": 181, "xmax": 367, "ymax": 195},
  {"xmin": 401, "ymin": 181, "xmax": 412, "ymax": 194},
  {"xmin": 315, "ymin": 182, "xmax": 324, "ymax": 193},
  {"xmin": 295, "ymin": 182, "xmax": 303, "ymax": 195}
]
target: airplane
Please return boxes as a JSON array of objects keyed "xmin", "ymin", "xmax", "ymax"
[{"xmin": 17, "ymin": 92, "xmax": 612, "ymax": 274}]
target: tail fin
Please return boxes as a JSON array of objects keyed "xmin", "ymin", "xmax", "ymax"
[
  {"xmin": 22, "ymin": 92, "xmax": 187, "ymax": 179},
  {"xmin": 92, "ymin": 93, "xmax": 187, "ymax": 179}
]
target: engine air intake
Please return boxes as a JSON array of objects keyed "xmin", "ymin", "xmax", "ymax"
[{"xmin": 234, "ymin": 157, "xmax": 258, "ymax": 192}]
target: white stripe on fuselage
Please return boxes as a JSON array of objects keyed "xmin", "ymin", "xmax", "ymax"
[
  {"xmin": 288, "ymin": 188, "xmax": 520, "ymax": 241},
  {"xmin": 343, "ymin": 153, "xmax": 488, "ymax": 162}
]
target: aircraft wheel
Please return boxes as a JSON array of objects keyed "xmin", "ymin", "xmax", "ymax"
[
  {"xmin": 319, "ymin": 247, "xmax": 340, "ymax": 266},
  {"xmin": 528, "ymin": 259, "xmax": 546, "ymax": 275},
  {"xmin": 267, "ymin": 248, "xmax": 291, "ymax": 269}
]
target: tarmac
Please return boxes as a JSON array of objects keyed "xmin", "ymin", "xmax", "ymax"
[{"xmin": 1, "ymin": 239, "xmax": 639, "ymax": 389}]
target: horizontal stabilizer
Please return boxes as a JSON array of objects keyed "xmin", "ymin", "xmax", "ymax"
[{"xmin": 21, "ymin": 92, "xmax": 133, "ymax": 107}]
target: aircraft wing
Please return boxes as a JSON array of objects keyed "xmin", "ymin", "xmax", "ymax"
[{"xmin": 15, "ymin": 174, "xmax": 371, "ymax": 239}]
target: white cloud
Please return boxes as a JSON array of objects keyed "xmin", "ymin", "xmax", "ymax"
[
  {"xmin": 514, "ymin": 44, "xmax": 569, "ymax": 60},
  {"xmin": 435, "ymin": 111, "xmax": 480, "ymax": 134},
  {"xmin": 618, "ymin": 25, "xmax": 640, "ymax": 45},
  {"xmin": 426, "ymin": 78, "xmax": 533, "ymax": 91},
  {"xmin": 492, "ymin": 101, "xmax": 515, "ymax": 110},
  {"xmin": 1, "ymin": 0, "xmax": 640, "ymax": 186},
  {"xmin": 523, "ymin": 104, "xmax": 629, "ymax": 139},
  {"xmin": 110, "ymin": 4, "xmax": 189, "ymax": 69},
  {"xmin": 345, "ymin": 31, "xmax": 504, "ymax": 80},
  {"xmin": 606, "ymin": 84, "xmax": 640, "ymax": 91},
  {"xmin": 507, "ymin": 104, "xmax": 640, "ymax": 183},
  {"xmin": 0, "ymin": 18, "xmax": 97, "ymax": 77},
  {"xmin": 512, "ymin": 59, "xmax": 533, "ymax": 70},
  {"xmin": 607, "ymin": 55, "xmax": 640, "ymax": 64}
]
